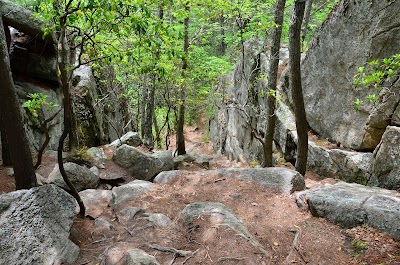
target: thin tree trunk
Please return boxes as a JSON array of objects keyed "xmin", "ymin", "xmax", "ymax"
[
  {"xmin": 143, "ymin": 76, "xmax": 155, "ymax": 149},
  {"xmin": 219, "ymin": 12, "xmax": 226, "ymax": 56},
  {"xmin": 289, "ymin": 0, "xmax": 308, "ymax": 175},
  {"xmin": 0, "ymin": 18, "xmax": 37, "ymax": 189},
  {"xmin": 176, "ymin": 0, "xmax": 190, "ymax": 156},
  {"xmin": 263, "ymin": 0, "xmax": 287, "ymax": 167},
  {"xmin": 301, "ymin": 0, "xmax": 313, "ymax": 44},
  {"xmin": 0, "ymin": 113, "xmax": 12, "ymax": 166},
  {"xmin": 57, "ymin": 14, "xmax": 85, "ymax": 217}
]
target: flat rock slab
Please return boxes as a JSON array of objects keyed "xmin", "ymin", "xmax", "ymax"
[
  {"xmin": 79, "ymin": 189, "xmax": 113, "ymax": 219},
  {"xmin": 0, "ymin": 185, "xmax": 79, "ymax": 265},
  {"xmin": 112, "ymin": 180, "xmax": 154, "ymax": 208},
  {"xmin": 296, "ymin": 182, "xmax": 400, "ymax": 239},
  {"xmin": 181, "ymin": 202, "xmax": 269, "ymax": 256},
  {"xmin": 155, "ymin": 167, "xmax": 305, "ymax": 195}
]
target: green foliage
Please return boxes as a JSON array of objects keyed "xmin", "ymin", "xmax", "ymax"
[
  {"xmin": 22, "ymin": 93, "xmax": 58, "ymax": 118},
  {"xmin": 65, "ymin": 146, "xmax": 91, "ymax": 165},
  {"xmin": 353, "ymin": 54, "xmax": 400, "ymax": 110},
  {"xmin": 351, "ymin": 239, "xmax": 368, "ymax": 257}
]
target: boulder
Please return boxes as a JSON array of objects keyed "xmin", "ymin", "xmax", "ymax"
[
  {"xmin": 369, "ymin": 126, "xmax": 400, "ymax": 191},
  {"xmin": 112, "ymin": 145, "xmax": 173, "ymax": 180},
  {"xmin": 126, "ymin": 249, "xmax": 160, "ymax": 265},
  {"xmin": 299, "ymin": 0, "xmax": 400, "ymax": 150},
  {"xmin": 181, "ymin": 202, "xmax": 269, "ymax": 256},
  {"xmin": 41, "ymin": 163, "xmax": 99, "ymax": 191},
  {"xmin": 153, "ymin": 170, "xmax": 192, "ymax": 184},
  {"xmin": 109, "ymin": 131, "xmax": 143, "ymax": 148},
  {"xmin": 0, "ymin": 185, "xmax": 79, "ymax": 265},
  {"xmin": 296, "ymin": 182, "xmax": 400, "ymax": 239},
  {"xmin": 112, "ymin": 180, "xmax": 153, "ymax": 207},
  {"xmin": 155, "ymin": 168, "xmax": 305, "ymax": 195},
  {"xmin": 79, "ymin": 189, "xmax": 112, "ymax": 219},
  {"xmin": 307, "ymin": 142, "xmax": 373, "ymax": 184}
]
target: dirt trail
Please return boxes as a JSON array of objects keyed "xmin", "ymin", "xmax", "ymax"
[{"xmin": 0, "ymin": 125, "xmax": 399, "ymax": 264}]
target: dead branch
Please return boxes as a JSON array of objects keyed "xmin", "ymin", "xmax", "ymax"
[
  {"xmin": 147, "ymin": 244, "xmax": 191, "ymax": 257},
  {"xmin": 284, "ymin": 226, "xmax": 307, "ymax": 264},
  {"xmin": 217, "ymin": 256, "xmax": 246, "ymax": 263},
  {"xmin": 181, "ymin": 248, "xmax": 199, "ymax": 264}
]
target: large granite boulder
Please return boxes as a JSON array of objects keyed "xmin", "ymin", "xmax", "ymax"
[
  {"xmin": 112, "ymin": 144, "xmax": 173, "ymax": 180},
  {"xmin": 299, "ymin": 0, "xmax": 400, "ymax": 150},
  {"xmin": 0, "ymin": 185, "xmax": 79, "ymax": 265},
  {"xmin": 155, "ymin": 167, "xmax": 305, "ymax": 195},
  {"xmin": 38, "ymin": 162, "xmax": 99, "ymax": 191},
  {"xmin": 111, "ymin": 180, "xmax": 154, "ymax": 207},
  {"xmin": 369, "ymin": 126, "xmax": 400, "ymax": 191},
  {"xmin": 109, "ymin": 131, "xmax": 143, "ymax": 148},
  {"xmin": 296, "ymin": 182, "xmax": 400, "ymax": 239}
]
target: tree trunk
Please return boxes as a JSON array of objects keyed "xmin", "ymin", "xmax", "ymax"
[
  {"xmin": 289, "ymin": 0, "xmax": 308, "ymax": 175},
  {"xmin": 0, "ymin": 18, "xmax": 37, "ymax": 189},
  {"xmin": 263, "ymin": 0, "xmax": 287, "ymax": 167},
  {"xmin": 57, "ymin": 14, "xmax": 85, "ymax": 217},
  {"xmin": 0, "ymin": 113, "xmax": 12, "ymax": 166},
  {"xmin": 219, "ymin": 12, "xmax": 226, "ymax": 56},
  {"xmin": 176, "ymin": 0, "xmax": 190, "ymax": 156},
  {"xmin": 301, "ymin": 0, "xmax": 313, "ymax": 44},
  {"xmin": 142, "ymin": 75, "xmax": 156, "ymax": 149}
]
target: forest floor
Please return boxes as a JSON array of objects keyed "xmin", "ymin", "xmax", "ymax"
[{"xmin": 0, "ymin": 123, "xmax": 399, "ymax": 265}]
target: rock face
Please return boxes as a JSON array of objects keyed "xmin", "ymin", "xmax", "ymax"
[
  {"xmin": 369, "ymin": 126, "xmax": 400, "ymax": 191},
  {"xmin": 0, "ymin": 185, "xmax": 79, "ymax": 265},
  {"xmin": 40, "ymin": 162, "xmax": 99, "ymax": 191},
  {"xmin": 300, "ymin": 0, "xmax": 400, "ymax": 150},
  {"xmin": 112, "ymin": 145, "xmax": 174, "ymax": 180},
  {"xmin": 296, "ymin": 182, "xmax": 400, "ymax": 239}
]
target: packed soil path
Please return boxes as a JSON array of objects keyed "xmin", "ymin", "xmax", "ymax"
[{"xmin": 0, "ymin": 124, "xmax": 399, "ymax": 264}]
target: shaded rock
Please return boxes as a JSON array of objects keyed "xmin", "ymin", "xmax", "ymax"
[
  {"xmin": 369, "ymin": 126, "xmax": 400, "ymax": 191},
  {"xmin": 181, "ymin": 202, "xmax": 269, "ymax": 256},
  {"xmin": 155, "ymin": 168, "xmax": 304, "ymax": 195},
  {"xmin": 140, "ymin": 213, "xmax": 174, "ymax": 227},
  {"xmin": 152, "ymin": 150, "xmax": 174, "ymax": 172},
  {"xmin": 90, "ymin": 166, "xmax": 99, "ymax": 176},
  {"xmin": 112, "ymin": 145, "xmax": 172, "ymax": 180},
  {"xmin": 392, "ymin": 104, "xmax": 400, "ymax": 126},
  {"xmin": 43, "ymin": 162, "xmax": 99, "ymax": 191},
  {"xmin": 6, "ymin": 167, "xmax": 14, "ymax": 177},
  {"xmin": 112, "ymin": 180, "xmax": 153, "ymax": 207},
  {"xmin": 95, "ymin": 217, "xmax": 113, "ymax": 230},
  {"xmin": 0, "ymin": 185, "xmax": 79, "ymax": 265},
  {"xmin": 126, "ymin": 249, "xmax": 160, "ymax": 265},
  {"xmin": 79, "ymin": 189, "xmax": 112, "ymax": 219},
  {"xmin": 296, "ymin": 182, "xmax": 400, "ymax": 239},
  {"xmin": 87, "ymin": 147, "xmax": 107, "ymax": 162},
  {"xmin": 119, "ymin": 207, "xmax": 144, "ymax": 221},
  {"xmin": 110, "ymin": 131, "xmax": 143, "ymax": 148},
  {"xmin": 173, "ymin": 154, "xmax": 195, "ymax": 168},
  {"xmin": 308, "ymin": 142, "xmax": 373, "ymax": 184}
]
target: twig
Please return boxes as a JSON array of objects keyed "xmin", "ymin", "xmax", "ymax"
[
  {"xmin": 147, "ymin": 244, "xmax": 192, "ymax": 257},
  {"xmin": 214, "ymin": 178, "xmax": 226, "ymax": 183},
  {"xmin": 168, "ymin": 254, "xmax": 178, "ymax": 265},
  {"xmin": 217, "ymin": 256, "xmax": 246, "ymax": 263},
  {"xmin": 284, "ymin": 226, "xmax": 306, "ymax": 264},
  {"xmin": 181, "ymin": 248, "xmax": 199, "ymax": 264}
]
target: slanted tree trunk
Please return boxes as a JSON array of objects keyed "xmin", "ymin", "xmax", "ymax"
[
  {"xmin": 301, "ymin": 0, "xmax": 313, "ymax": 44},
  {"xmin": 263, "ymin": 0, "xmax": 287, "ymax": 167},
  {"xmin": 0, "ymin": 113, "xmax": 12, "ymax": 166},
  {"xmin": 0, "ymin": 17, "xmax": 36, "ymax": 189},
  {"xmin": 289, "ymin": 0, "xmax": 308, "ymax": 175},
  {"xmin": 176, "ymin": 0, "xmax": 190, "ymax": 156}
]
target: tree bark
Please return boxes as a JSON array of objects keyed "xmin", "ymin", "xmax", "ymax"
[
  {"xmin": 301, "ymin": 0, "xmax": 313, "ymax": 44},
  {"xmin": 0, "ymin": 113, "xmax": 12, "ymax": 166},
  {"xmin": 0, "ymin": 17, "xmax": 37, "ymax": 189},
  {"xmin": 289, "ymin": 0, "xmax": 308, "ymax": 175},
  {"xmin": 263, "ymin": 0, "xmax": 287, "ymax": 167},
  {"xmin": 176, "ymin": 0, "xmax": 190, "ymax": 156}
]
